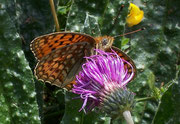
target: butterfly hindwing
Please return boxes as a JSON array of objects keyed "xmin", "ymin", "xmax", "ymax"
[
  {"xmin": 35, "ymin": 42, "xmax": 91, "ymax": 89},
  {"xmin": 30, "ymin": 32, "xmax": 96, "ymax": 60}
]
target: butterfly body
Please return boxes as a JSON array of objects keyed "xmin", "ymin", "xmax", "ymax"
[
  {"xmin": 95, "ymin": 36, "xmax": 114, "ymax": 50},
  {"xmin": 30, "ymin": 32, "xmax": 136, "ymax": 90}
]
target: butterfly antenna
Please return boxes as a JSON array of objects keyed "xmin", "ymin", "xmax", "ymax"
[
  {"xmin": 114, "ymin": 27, "xmax": 145, "ymax": 38},
  {"xmin": 108, "ymin": 5, "xmax": 124, "ymax": 34}
]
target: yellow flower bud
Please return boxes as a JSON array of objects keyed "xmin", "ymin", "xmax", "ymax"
[{"xmin": 126, "ymin": 3, "xmax": 144, "ymax": 27}]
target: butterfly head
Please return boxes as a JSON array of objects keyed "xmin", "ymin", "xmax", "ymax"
[{"xmin": 95, "ymin": 36, "xmax": 114, "ymax": 50}]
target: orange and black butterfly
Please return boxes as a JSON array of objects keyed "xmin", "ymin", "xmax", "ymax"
[{"xmin": 30, "ymin": 32, "xmax": 136, "ymax": 90}]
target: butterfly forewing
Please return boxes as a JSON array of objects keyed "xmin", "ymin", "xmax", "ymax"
[
  {"xmin": 34, "ymin": 42, "xmax": 91, "ymax": 88},
  {"xmin": 30, "ymin": 32, "xmax": 96, "ymax": 60}
]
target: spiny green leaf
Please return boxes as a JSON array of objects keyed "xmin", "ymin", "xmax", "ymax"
[{"xmin": 0, "ymin": 1, "xmax": 40, "ymax": 123}]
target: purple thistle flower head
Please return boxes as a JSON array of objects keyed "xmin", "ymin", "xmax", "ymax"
[{"xmin": 72, "ymin": 49, "xmax": 135, "ymax": 114}]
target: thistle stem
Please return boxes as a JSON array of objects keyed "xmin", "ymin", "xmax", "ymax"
[
  {"xmin": 49, "ymin": 0, "xmax": 60, "ymax": 31},
  {"xmin": 123, "ymin": 110, "xmax": 134, "ymax": 124},
  {"xmin": 136, "ymin": 96, "xmax": 155, "ymax": 102}
]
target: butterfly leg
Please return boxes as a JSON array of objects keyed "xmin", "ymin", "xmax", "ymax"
[{"xmin": 95, "ymin": 43, "xmax": 99, "ymax": 55}]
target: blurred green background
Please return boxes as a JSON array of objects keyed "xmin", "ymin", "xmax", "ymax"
[{"xmin": 0, "ymin": 0, "xmax": 180, "ymax": 124}]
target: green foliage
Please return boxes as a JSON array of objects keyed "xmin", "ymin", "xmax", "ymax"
[
  {"xmin": 0, "ymin": 0, "xmax": 180, "ymax": 123},
  {"xmin": 152, "ymin": 67, "xmax": 180, "ymax": 124},
  {"xmin": 0, "ymin": 0, "xmax": 40, "ymax": 123},
  {"xmin": 62, "ymin": 92, "xmax": 110, "ymax": 124},
  {"xmin": 127, "ymin": 0, "xmax": 180, "ymax": 123}
]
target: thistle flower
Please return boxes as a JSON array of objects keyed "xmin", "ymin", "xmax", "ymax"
[
  {"xmin": 126, "ymin": 3, "xmax": 144, "ymax": 27},
  {"xmin": 72, "ymin": 49, "xmax": 135, "ymax": 119}
]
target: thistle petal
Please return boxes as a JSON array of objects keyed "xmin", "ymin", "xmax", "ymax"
[{"xmin": 72, "ymin": 49, "xmax": 135, "ymax": 112}]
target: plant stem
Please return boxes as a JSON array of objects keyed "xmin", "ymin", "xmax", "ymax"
[
  {"xmin": 49, "ymin": 0, "xmax": 60, "ymax": 31},
  {"xmin": 123, "ymin": 110, "xmax": 134, "ymax": 124},
  {"xmin": 136, "ymin": 96, "xmax": 155, "ymax": 102}
]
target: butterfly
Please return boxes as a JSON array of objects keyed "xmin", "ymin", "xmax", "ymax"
[{"xmin": 30, "ymin": 32, "xmax": 136, "ymax": 90}]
